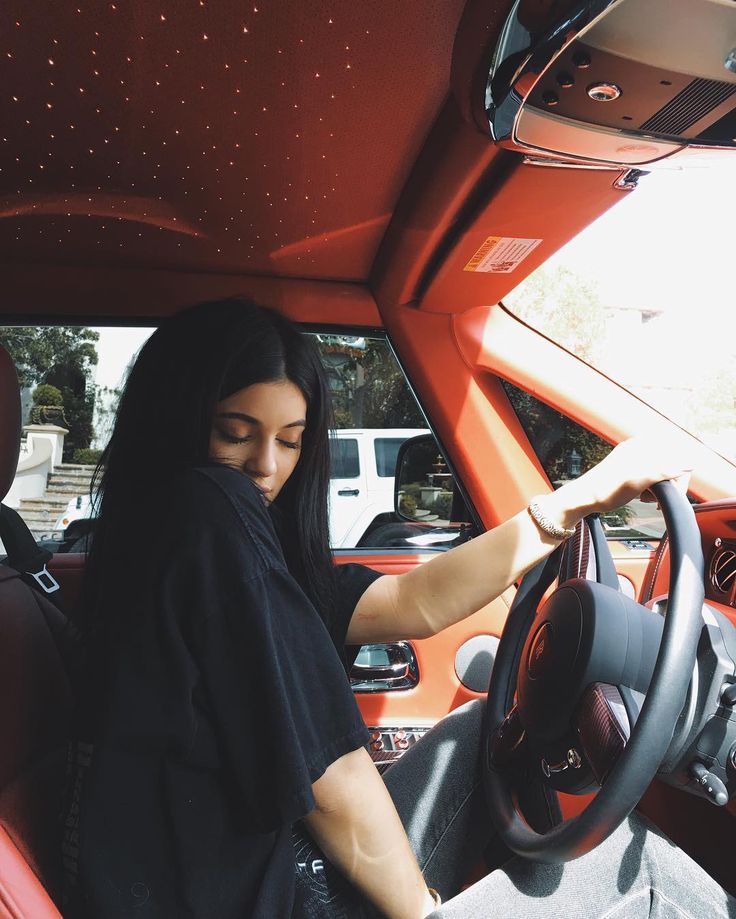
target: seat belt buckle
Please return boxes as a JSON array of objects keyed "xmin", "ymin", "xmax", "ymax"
[{"xmin": 29, "ymin": 564, "xmax": 60, "ymax": 594}]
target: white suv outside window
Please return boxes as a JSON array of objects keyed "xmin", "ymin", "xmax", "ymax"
[{"xmin": 329, "ymin": 428, "xmax": 428, "ymax": 547}]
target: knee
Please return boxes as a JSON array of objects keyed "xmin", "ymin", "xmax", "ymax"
[{"xmin": 437, "ymin": 698, "xmax": 486, "ymax": 739}]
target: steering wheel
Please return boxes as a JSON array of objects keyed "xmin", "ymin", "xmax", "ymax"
[{"xmin": 482, "ymin": 480, "xmax": 705, "ymax": 862}]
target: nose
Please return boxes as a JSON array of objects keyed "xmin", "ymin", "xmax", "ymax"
[{"xmin": 246, "ymin": 438, "xmax": 278, "ymax": 479}]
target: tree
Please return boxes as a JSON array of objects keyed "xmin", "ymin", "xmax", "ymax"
[
  {"xmin": 503, "ymin": 381, "xmax": 611, "ymax": 483},
  {"xmin": 0, "ymin": 327, "xmax": 98, "ymax": 388},
  {"xmin": 504, "ymin": 263, "xmax": 608, "ymax": 365},
  {"xmin": 0, "ymin": 327, "xmax": 99, "ymax": 461},
  {"xmin": 93, "ymin": 384, "xmax": 123, "ymax": 449},
  {"xmin": 315, "ymin": 335, "xmax": 424, "ymax": 429}
]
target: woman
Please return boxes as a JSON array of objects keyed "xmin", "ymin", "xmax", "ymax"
[{"xmin": 62, "ymin": 298, "xmax": 731, "ymax": 919}]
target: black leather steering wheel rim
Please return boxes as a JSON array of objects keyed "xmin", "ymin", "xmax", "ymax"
[{"xmin": 482, "ymin": 480, "xmax": 705, "ymax": 862}]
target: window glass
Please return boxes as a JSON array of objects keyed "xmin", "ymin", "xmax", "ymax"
[
  {"xmin": 330, "ymin": 438, "xmax": 360, "ymax": 479},
  {"xmin": 0, "ymin": 326, "xmax": 470, "ymax": 554},
  {"xmin": 315, "ymin": 334, "xmax": 425, "ymax": 430},
  {"xmin": 502, "ymin": 380, "xmax": 666, "ymax": 541},
  {"xmin": 0, "ymin": 325, "xmax": 152, "ymax": 553},
  {"xmin": 503, "ymin": 162, "xmax": 736, "ymax": 466},
  {"xmin": 312, "ymin": 334, "xmax": 470, "ymax": 550},
  {"xmin": 374, "ymin": 438, "xmax": 406, "ymax": 478}
]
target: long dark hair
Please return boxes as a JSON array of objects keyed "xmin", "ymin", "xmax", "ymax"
[{"xmin": 82, "ymin": 298, "xmax": 337, "ymax": 630}]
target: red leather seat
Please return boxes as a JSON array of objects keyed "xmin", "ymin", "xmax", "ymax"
[{"xmin": 0, "ymin": 344, "xmax": 68, "ymax": 918}]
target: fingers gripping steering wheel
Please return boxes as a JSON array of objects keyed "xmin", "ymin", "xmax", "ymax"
[{"xmin": 482, "ymin": 481, "xmax": 704, "ymax": 862}]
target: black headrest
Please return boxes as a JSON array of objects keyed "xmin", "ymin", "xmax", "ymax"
[{"xmin": 0, "ymin": 344, "xmax": 21, "ymax": 502}]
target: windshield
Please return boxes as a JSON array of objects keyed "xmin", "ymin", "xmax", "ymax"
[{"xmin": 504, "ymin": 160, "xmax": 736, "ymax": 465}]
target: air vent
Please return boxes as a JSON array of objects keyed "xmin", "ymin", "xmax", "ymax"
[
  {"xmin": 710, "ymin": 547, "xmax": 736, "ymax": 594},
  {"xmin": 641, "ymin": 78, "xmax": 736, "ymax": 137}
]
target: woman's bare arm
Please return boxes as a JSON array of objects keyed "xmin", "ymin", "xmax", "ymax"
[
  {"xmin": 303, "ymin": 746, "xmax": 432, "ymax": 919},
  {"xmin": 347, "ymin": 438, "xmax": 692, "ymax": 643}
]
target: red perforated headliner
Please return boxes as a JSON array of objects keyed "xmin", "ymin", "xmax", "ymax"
[{"xmin": 0, "ymin": 2, "xmax": 465, "ymax": 282}]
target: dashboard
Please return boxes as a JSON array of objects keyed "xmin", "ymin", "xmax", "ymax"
[{"xmin": 644, "ymin": 499, "xmax": 736, "ymax": 631}]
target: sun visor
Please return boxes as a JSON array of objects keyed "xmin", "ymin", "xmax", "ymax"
[{"xmin": 485, "ymin": 0, "xmax": 736, "ymax": 167}]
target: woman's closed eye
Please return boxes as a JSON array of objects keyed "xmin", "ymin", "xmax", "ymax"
[
  {"xmin": 217, "ymin": 427, "xmax": 253, "ymax": 444},
  {"xmin": 217, "ymin": 427, "xmax": 300, "ymax": 450}
]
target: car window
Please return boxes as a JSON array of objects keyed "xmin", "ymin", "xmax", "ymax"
[
  {"xmin": 312, "ymin": 334, "xmax": 470, "ymax": 551},
  {"xmin": 0, "ymin": 325, "xmax": 152, "ymax": 553},
  {"xmin": 501, "ymin": 380, "xmax": 666, "ymax": 542},
  {"xmin": 374, "ymin": 438, "xmax": 406, "ymax": 478},
  {"xmin": 503, "ymin": 163, "xmax": 736, "ymax": 466},
  {"xmin": 330, "ymin": 438, "xmax": 360, "ymax": 479},
  {"xmin": 0, "ymin": 325, "xmax": 470, "ymax": 554}
]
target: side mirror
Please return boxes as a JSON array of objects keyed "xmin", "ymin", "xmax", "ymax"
[{"xmin": 394, "ymin": 435, "xmax": 471, "ymax": 526}]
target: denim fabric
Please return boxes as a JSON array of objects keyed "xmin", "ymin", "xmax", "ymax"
[
  {"xmin": 294, "ymin": 699, "xmax": 736, "ymax": 918},
  {"xmin": 380, "ymin": 698, "xmax": 492, "ymax": 902},
  {"xmin": 433, "ymin": 810, "xmax": 736, "ymax": 918}
]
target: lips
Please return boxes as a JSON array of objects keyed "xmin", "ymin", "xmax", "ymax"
[{"xmin": 249, "ymin": 479, "xmax": 272, "ymax": 504}]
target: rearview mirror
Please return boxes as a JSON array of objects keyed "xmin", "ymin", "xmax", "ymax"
[
  {"xmin": 485, "ymin": 0, "xmax": 736, "ymax": 168},
  {"xmin": 394, "ymin": 435, "xmax": 471, "ymax": 526}
]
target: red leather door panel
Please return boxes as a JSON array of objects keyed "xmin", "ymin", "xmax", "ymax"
[{"xmin": 335, "ymin": 553, "xmax": 513, "ymax": 726}]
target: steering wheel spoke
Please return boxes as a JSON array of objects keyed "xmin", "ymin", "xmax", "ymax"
[
  {"xmin": 575, "ymin": 683, "xmax": 632, "ymax": 785},
  {"xmin": 560, "ymin": 515, "xmax": 621, "ymax": 590}
]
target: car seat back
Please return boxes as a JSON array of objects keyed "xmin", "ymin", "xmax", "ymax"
[{"xmin": 0, "ymin": 344, "xmax": 68, "ymax": 917}]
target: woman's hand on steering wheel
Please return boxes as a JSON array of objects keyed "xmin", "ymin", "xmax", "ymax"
[{"xmin": 545, "ymin": 435, "xmax": 694, "ymax": 531}]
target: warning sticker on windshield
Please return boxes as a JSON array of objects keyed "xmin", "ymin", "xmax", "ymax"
[{"xmin": 463, "ymin": 236, "xmax": 542, "ymax": 273}]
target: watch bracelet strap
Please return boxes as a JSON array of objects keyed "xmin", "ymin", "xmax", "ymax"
[
  {"xmin": 422, "ymin": 886, "xmax": 442, "ymax": 915},
  {"xmin": 527, "ymin": 495, "xmax": 576, "ymax": 540}
]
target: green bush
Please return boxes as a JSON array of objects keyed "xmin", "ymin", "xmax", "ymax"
[
  {"xmin": 29, "ymin": 405, "xmax": 68, "ymax": 427},
  {"xmin": 434, "ymin": 491, "xmax": 453, "ymax": 521},
  {"xmin": 32, "ymin": 383, "xmax": 63, "ymax": 406},
  {"xmin": 72, "ymin": 447, "xmax": 103, "ymax": 466},
  {"xmin": 399, "ymin": 494, "xmax": 417, "ymax": 517}
]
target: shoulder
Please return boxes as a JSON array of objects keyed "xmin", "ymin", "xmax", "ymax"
[
  {"xmin": 161, "ymin": 464, "xmax": 286, "ymax": 573},
  {"xmin": 168, "ymin": 463, "xmax": 265, "ymax": 516}
]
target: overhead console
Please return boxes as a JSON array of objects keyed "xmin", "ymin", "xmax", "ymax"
[{"xmin": 486, "ymin": 0, "xmax": 736, "ymax": 167}]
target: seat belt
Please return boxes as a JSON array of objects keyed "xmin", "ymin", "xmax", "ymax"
[{"xmin": 0, "ymin": 504, "xmax": 61, "ymax": 596}]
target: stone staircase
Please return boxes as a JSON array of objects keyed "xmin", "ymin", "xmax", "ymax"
[{"xmin": 16, "ymin": 464, "xmax": 97, "ymax": 538}]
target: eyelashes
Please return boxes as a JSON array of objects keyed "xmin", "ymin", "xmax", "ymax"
[
  {"xmin": 218, "ymin": 432, "xmax": 251, "ymax": 444},
  {"xmin": 219, "ymin": 431, "xmax": 300, "ymax": 450}
]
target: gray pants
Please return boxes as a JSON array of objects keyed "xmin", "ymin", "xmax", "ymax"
[
  {"xmin": 295, "ymin": 700, "xmax": 736, "ymax": 918},
  {"xmin": 388, "ymin": 700, "xmax": 736, "ymax": 919}
]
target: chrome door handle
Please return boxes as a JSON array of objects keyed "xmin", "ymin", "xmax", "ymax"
[
  {"xmin": 338, "ymin": 488, "xmax": 360, "ymax": 496},
  {"xmin": 352, "ymin": 660, "xmax": 410, "ymax": 681},
  {"xmin": 350, "ymin": 642, "xmax": 419, "ymax": 693}
]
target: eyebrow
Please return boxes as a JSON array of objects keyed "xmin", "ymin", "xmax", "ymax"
[{"xmin": 216, "ymin": 411, "xmax": 306, "ymax": 429}]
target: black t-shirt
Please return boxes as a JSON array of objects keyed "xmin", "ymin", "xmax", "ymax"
[{"xmin": 63, "ymin": 465, "xmax": 382, "ymax": 919}]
